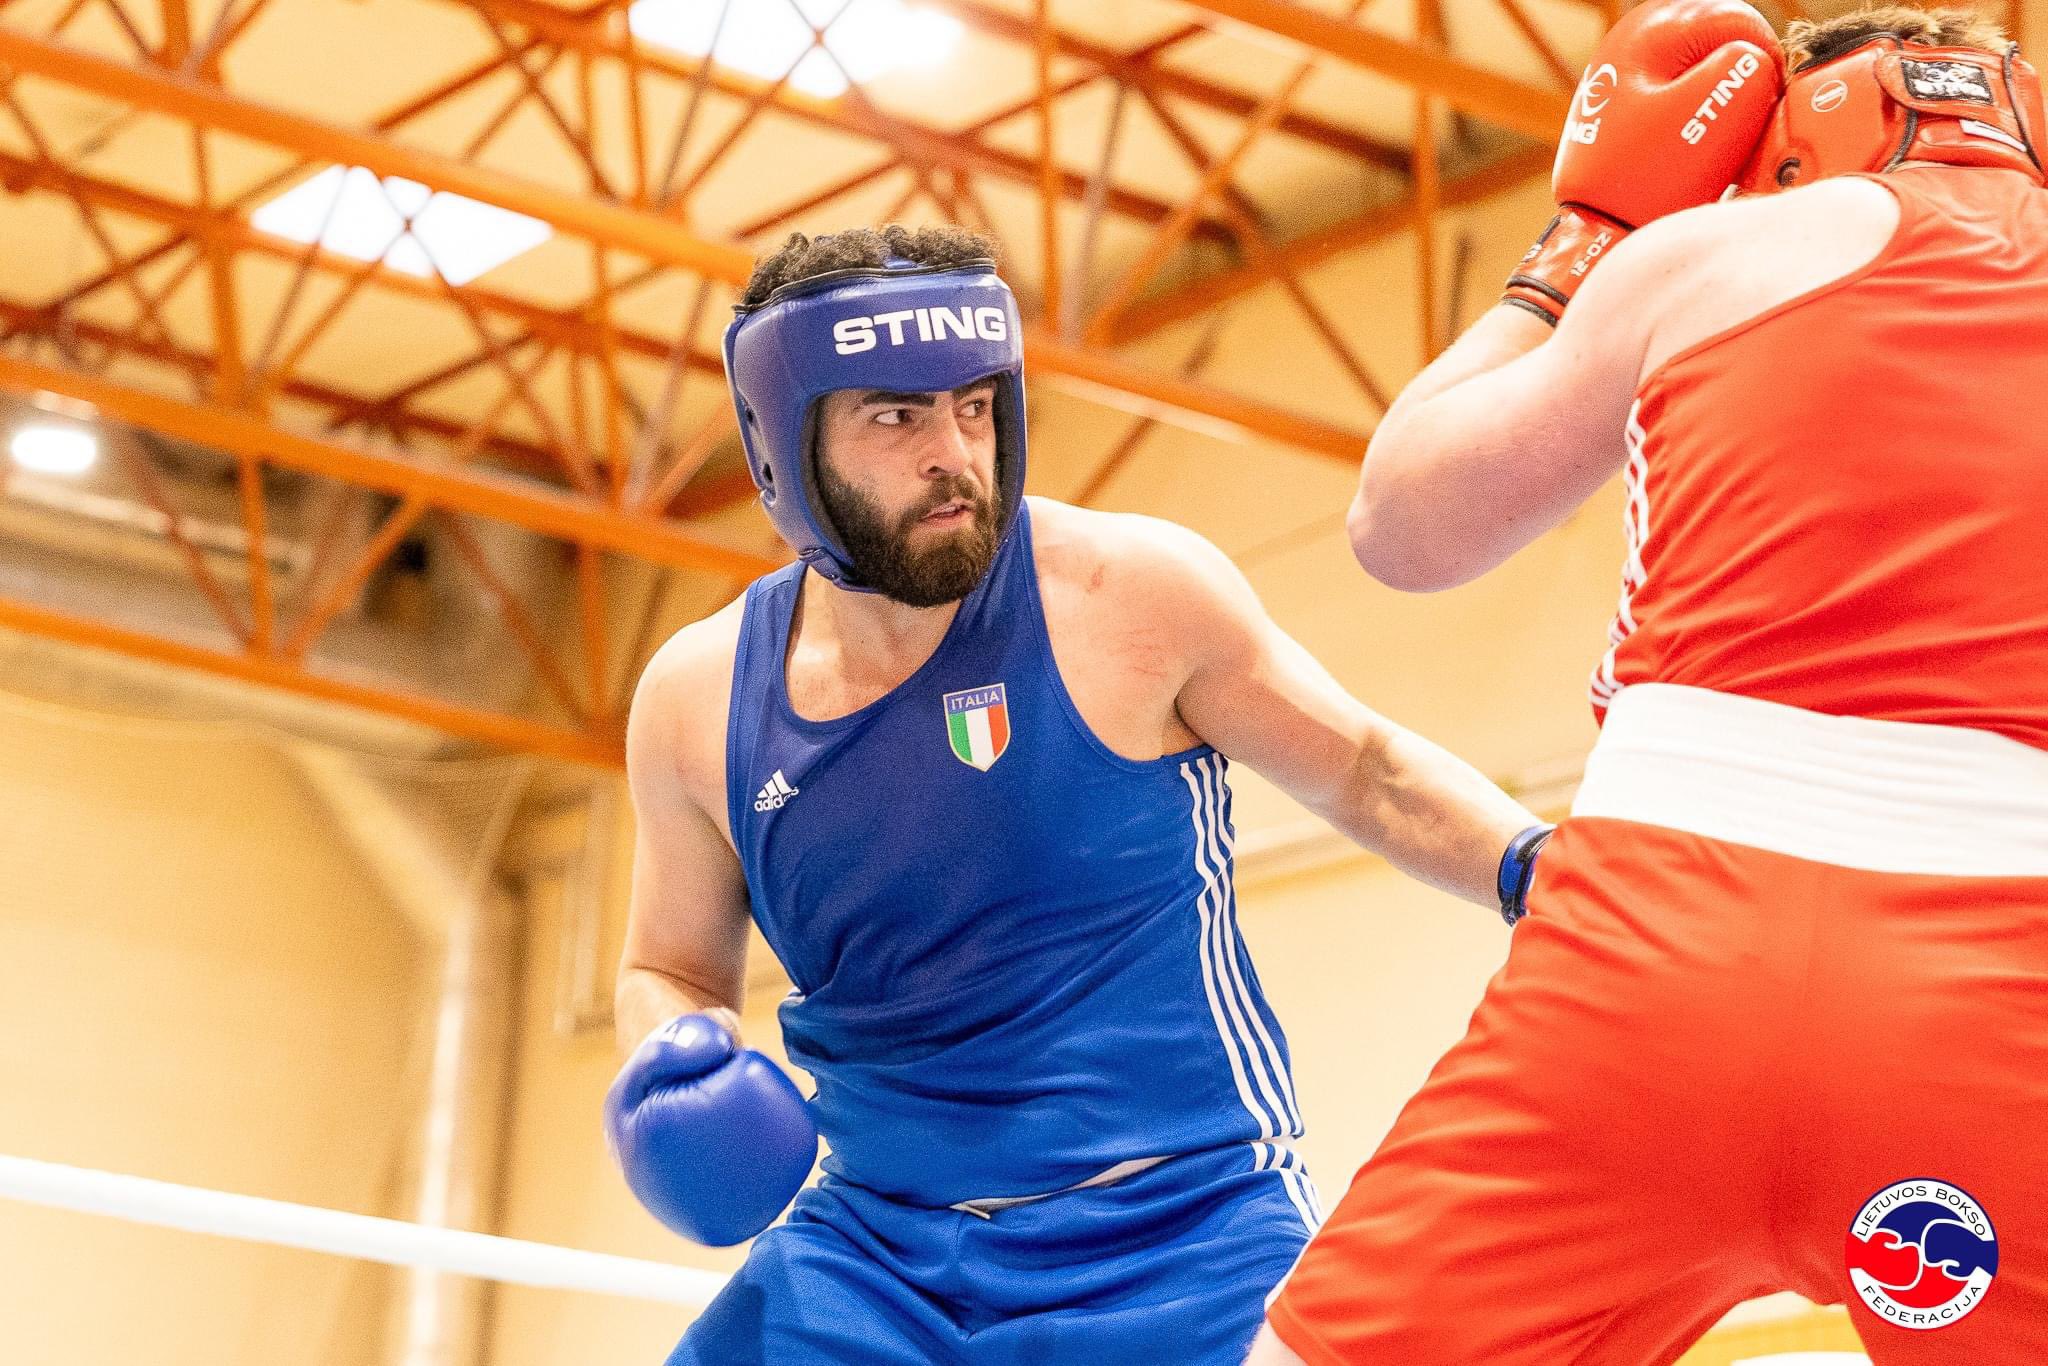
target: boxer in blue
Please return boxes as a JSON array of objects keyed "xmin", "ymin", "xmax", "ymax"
[{"xmin": 606, "ymin": 224, "xmax": 1547, "ymax": 1364}]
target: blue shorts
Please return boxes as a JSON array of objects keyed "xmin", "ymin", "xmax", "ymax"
[{"xmin": 665, "ymin": 1141, "xmax": 1321, "ymax": 1365}]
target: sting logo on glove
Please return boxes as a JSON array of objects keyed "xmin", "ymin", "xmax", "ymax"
[
  {"xmin": 1683, "ymin": 51, "xmax": 1769, "ymax": 143},
  {"xmin": 1501, "ymin": 0, "xmax": 1786, "ymax": 324}
]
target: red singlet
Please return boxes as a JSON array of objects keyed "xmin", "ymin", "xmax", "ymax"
[{"xmin": 1595, "ymin": 166, "xmax": 2048, "ymax": 752}]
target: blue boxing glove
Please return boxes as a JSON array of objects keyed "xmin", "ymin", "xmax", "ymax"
[{"xmin": 603, "ymin": 1012, "xmax": 818, "ymax": 1246}]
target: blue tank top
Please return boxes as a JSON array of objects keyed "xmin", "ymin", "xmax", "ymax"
[{"xmin": 725, "ymin": 504, "xmax": 1302, "ymax": 1206}]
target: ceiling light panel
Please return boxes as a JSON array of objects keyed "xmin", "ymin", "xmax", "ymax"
[
  {"xmin": 628, "ymin": 0, "xmax": 963, "ymax": 99},
  {"xmin": 251, "ymin": 166, "xmax": 553, "ymax": 286}
]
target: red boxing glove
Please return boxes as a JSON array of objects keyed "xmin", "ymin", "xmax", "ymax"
[{"xmin": 1504, "ymin": 0, "xmax": 1784, "ymax": 324}]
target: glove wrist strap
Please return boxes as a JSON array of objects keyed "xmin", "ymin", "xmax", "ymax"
[
  {"xmin": 1502, "ymin": 206, "xmax": 1633, "ymax": 325},
  {"xmin": 1497, "ymin": 823, "xmax": 1557, "ymax": 926}
]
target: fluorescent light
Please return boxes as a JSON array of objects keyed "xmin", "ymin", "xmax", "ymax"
[
  {"xmin": 9, "ymin": 423, "xmax": 98, "ymax": 476},
  {"xmin": 628, "ymin": 0, "xmax": 962, "ymax": 99},
  {"xmin": 251, "ymin": 166, "xmax": 553, "ymax": 286}
]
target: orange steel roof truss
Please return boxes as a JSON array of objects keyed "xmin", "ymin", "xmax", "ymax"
[{"xmin": 0, "ymin": 0, "xmax": 1618, "ymax": 766}]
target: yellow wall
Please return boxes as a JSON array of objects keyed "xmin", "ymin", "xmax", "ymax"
[{"xmin": 0, "ymin": 693, "xmax": 428, "ymax": 1366}]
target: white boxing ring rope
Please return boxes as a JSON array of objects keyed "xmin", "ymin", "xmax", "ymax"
[
  {"xmin": 0, "ymin": 1151, "xmax": 1851, "ymax": 1340},
  {"xmin": 0, "ymin": 1153, "xmax": 729, "ymax": 1308}
]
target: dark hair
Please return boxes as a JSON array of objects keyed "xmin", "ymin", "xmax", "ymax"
[
  {"xmin": 738, "ymin": 224, "xmax": 998, "ymax": 309},
  {"xmin": 1786, "ymin": 4, "xmax": 2009, "ymax": 70}
]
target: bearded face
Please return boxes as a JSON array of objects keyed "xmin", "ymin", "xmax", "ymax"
[
  {"xmin": 810, "ymin": 380, "xmax": 1005, "ymax": 606},
  {"xmin": 815, "ymin": 458, "xmax": 1001, "ymax": 607}
]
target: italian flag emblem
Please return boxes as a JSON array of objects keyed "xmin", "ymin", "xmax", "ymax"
[{"xmin": 943, "ymin": 683, "xmax": 1011, "ymax": 771}]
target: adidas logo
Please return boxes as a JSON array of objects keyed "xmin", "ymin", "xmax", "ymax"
[{"xmin": 753, "ymin": 770, "xmax": 800, "ymax": 812}]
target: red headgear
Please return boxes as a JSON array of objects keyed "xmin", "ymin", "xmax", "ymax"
[{"xmin": 1740, "ymin": 35, "xmax": 2046, "ymax": 192}]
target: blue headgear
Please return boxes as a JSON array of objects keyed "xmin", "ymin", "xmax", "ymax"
[{"xmin": 723, "ymin": 258, "xmax": 1028, "ymax": 591}]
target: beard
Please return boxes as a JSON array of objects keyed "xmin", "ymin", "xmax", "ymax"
[{"xmin": 814, "ymin": 461, "xmax": 1002, "ymax": 607}]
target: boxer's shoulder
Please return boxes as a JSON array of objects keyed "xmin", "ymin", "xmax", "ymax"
[
  {"xmin": 1613, "ymin": 177, "xmax": 1900, "ymax": 378},
  {"xmin": 1662, "ymin": 175, "xmax": 1897, "ymax": 271},
  {"xmin": 1025, "ymin": 497, "xmax": 1221, "ymax": 755},
  {"xmin": 1028, "ymin": 496, "xmax": 1245, "ymax": 625},
  {"xmin": 631, "ymin": 596, "xmax": 746, "ymax": 799},
  {"xmin": 641, "ymin": 594, "xmax": 746, "ymax": 705}
]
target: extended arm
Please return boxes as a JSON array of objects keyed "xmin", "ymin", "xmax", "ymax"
[{"xmin": 1159, "ymin": 527, "xmax": 1538, "ymax": 909}]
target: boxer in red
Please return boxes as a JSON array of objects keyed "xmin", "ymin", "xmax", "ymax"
[{"xmin": 1253, "ymin": 3, "xmax": 2048, "ymax": 1362}]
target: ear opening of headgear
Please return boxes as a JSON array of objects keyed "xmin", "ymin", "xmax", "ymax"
[
  {"xmin": 1741, "ymin": 33, "xmax": 2047, "ymax": 192},
  {"xmin": 722, "ymin": 258, "xmax": 1028, "ymax": 592}
]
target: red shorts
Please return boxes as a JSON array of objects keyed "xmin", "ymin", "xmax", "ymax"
[{"xmin": 1271, "ymin": 686, "xmax": 2048, "ymax": 1364}]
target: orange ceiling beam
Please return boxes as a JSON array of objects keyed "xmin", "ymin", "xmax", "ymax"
[
  {"xmin": 0, "ymin": 350, "xmax": 780, "ymax": 579},
  {"xmin": 0, "ymin": 295, "xmax": 581, "ymax": 480},
  {"xmin": 0, "ymin": 593, "xmax": 625, "ymax": 767},
  {"xmin": 1179, "ymin": 0, "xmax": 1572, "ymax": 139},
  {"xmin": 0, "ymin": 147, "xmax": 727, "ymax": 378},
  {"xmin": 1100, "ymin": 146, "xmax": 1554, "ymax": 345},
  {"xmin": 0, "ymin": 25, "xmax": 757, "ymax": 283},
  {"xmin": 0, "ymin": 149, "xmax": 742, "ymax": 484},
  {"xmin": 450, "ymin": 0, "xmax": 1233, "ymax": 241},
  {"xmin": 1025, "ymin": 332, "xmax": 1364, "ymax": 460},
  {"xmin": 926, "ymin": 0, "xmax": 1410, "ymax": 172},
  {"xmin": 0, "ymin": 26, "xmax": 1369, "ymax": 461}
]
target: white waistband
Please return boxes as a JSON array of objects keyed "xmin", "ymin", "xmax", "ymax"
[
  {"xmin": 1572, "ymin": 684, "xmax": 2048, "ymax": 877},
  {"xmin": 948, "ymin": 1154, "xmax": 1175, "ymax": 1218},
  {"xmin": 945, "ymin": 1138, "xmax": 1310, "ymax": 1218}
]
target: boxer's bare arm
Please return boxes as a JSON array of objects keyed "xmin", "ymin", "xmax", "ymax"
[
  {"xmin": 1346, "ymin": 227, "xmax": 1673, "ymax": 591},
  {"xmin": 1350, "ymin": 177, "xmax": 1899, "ymax": 591},
  {"xmin": 615, "ymin": 611, "xmax": 753, "ymax": 1055},
  {"xmin": 1114, "ymin": 518, "xmax": 1537, "ymax": 908}
]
